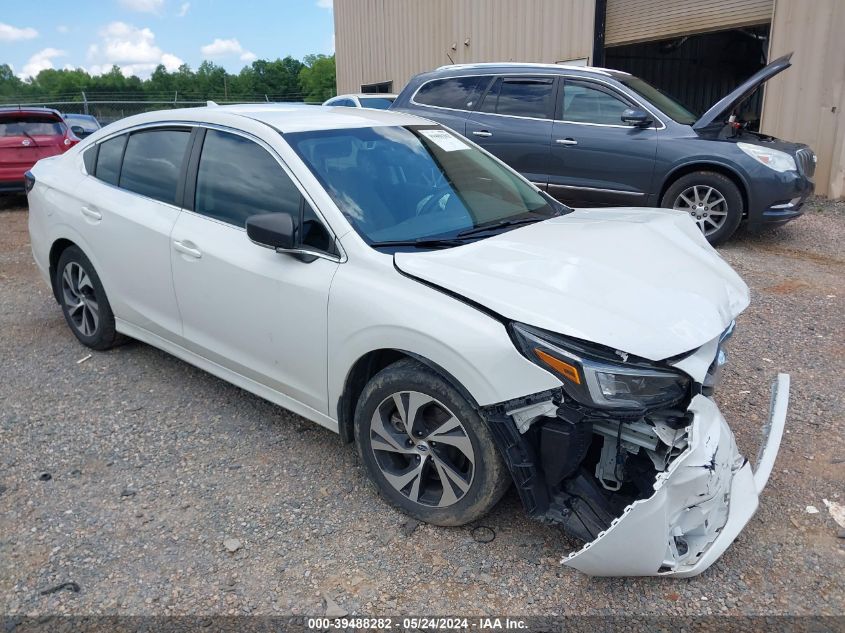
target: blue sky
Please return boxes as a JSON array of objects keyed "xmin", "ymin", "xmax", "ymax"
[{"xmin": 1, "ymin": 0, "xmax": 335, "ymax": 79}]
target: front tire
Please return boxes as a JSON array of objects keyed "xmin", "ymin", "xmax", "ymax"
[
  {"xmin": 354, "ymin": 359, "xmax": 511, "ymax": 526},
  {"xmin": 55, "ymin": 246, "xmax": 120, "ymax": 350},
  {"xmin": 661, "ymin": 171, "xmax": 743, "ymax": 245}
]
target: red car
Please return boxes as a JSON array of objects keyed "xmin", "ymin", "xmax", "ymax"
[{"xmin": 0, "ymin": 107, "xmax": 80, "ymax": 193}]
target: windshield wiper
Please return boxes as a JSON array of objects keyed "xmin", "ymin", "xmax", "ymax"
[
  {"xmin": 456, "ymin": 216, "xmax": 546, "ymax": 238},
  {"xmin": 370, "ymin": 237, "xmax": 469, "ymax": 250},
  {"xmin": 21, "ymin": 130, "xmax": 40, "ymax": 147}
]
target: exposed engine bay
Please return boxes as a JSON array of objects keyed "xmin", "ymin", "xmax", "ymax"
[{"xmin": 482, "ymin": 325, "xmax": 789, "ymax": 577}]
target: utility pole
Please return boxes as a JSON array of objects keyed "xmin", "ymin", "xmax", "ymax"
[{"xmin": 81, "ymin": 91, "xmax": 89, "ymax": 115}]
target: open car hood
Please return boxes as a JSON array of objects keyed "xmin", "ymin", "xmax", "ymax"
[
  {"xmin": 693, "ymin": 53, "xmax": 792, "ymax": 130},
  {"xmin": 394, "ymin": 208, "xmax": 749, "ymax": 361}
]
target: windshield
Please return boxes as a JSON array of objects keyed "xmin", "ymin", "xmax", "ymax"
[
  {"xmin": 616, "ymin": 75, "xmax": 698, "ymax": 125},
  {"xmin": 0, "ymin": 115, "xmax": 66, "ymax": 137},
  {"xmin": 358, "ymin": 97, "xmax": 395, "ymax": 110},
  {"xmin": 286, "ymin": 125, "xmax": 564, "ymax": 249}
]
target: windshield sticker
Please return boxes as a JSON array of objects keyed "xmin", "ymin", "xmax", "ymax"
[{"xmin": 419, "ymin": 129, "xmax": 470, "ymax": 152}]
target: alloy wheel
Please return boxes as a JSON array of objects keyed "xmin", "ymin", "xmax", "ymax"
[
  {"xmin": 673, "ymin": 185, "xmax": 729, "ymax": 236},
  {"xmin": 61, "ymin": 261, "xmax": 99, "ymax": 337},
  {"xmin": 369, "ymin": 391, "xmax": 475, "ymax": 508}
]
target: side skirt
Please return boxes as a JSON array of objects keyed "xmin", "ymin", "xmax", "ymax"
[{"xmin": 115, "ymin": 318, "xmax": 340, "ymax": 434}]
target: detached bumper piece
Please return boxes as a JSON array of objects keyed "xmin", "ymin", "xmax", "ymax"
[{"xmin": 563, "ymin": 374, "xmax": 789, "ymax": 577}]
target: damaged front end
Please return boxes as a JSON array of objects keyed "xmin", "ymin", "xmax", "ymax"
[{"xmin": 483, "ymin": 322, "xmax": 788, "ymax": 577}]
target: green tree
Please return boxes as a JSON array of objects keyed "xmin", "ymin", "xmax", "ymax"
[
  {"xmin": 299, "ymin": 54, "xmax": 336, "ymax": 103},
  {"xmin": 0, "ymin": 64, "xmax": 25, "ymax": 97}
]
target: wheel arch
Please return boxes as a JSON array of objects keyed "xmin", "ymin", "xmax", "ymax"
[
  {"xmin": 659, "ymin": 161, "xmax": 750, "ymax": 217},
  {"xmin": 336, "ymin": 348, "xmax": 480, "ymax": 444},
  {"xmin": 48, "ymin": 238, "xmax": 79, "ymax": 303}
]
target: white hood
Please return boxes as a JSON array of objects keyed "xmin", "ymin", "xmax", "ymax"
[{"xmin": 394, "ymin": 208, "xmax": 749, "ymax": 360}]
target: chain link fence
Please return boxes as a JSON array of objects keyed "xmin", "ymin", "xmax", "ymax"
[{"xmin": 0, "ymin": 91, "xmax": 328, "ymax": 125}]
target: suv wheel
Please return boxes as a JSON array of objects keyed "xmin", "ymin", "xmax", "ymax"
[
  {"xmin": 55, "ymin": 246, "xmax": 120, "ymax": 350},
  {"xmin": 661, "ymin": 171, "xmax": 743, "ymax": 245},
  {"xmin": 354, "ymin": 359, "xmax": 510, "ymax": 526}
]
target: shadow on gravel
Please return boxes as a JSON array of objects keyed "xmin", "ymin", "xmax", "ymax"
[{"xmin": 0, "ymin": 194, "xmax": 27, "ymax": 211}]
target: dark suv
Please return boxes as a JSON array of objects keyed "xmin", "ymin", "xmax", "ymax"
[{"xmin": 392, "ymin": 54, "xmax": 815, "ymax": 244}]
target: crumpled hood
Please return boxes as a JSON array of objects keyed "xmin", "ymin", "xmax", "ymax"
[{"xmin": 394, "ymin": 208, "xmax": 749, "ymax": 360}]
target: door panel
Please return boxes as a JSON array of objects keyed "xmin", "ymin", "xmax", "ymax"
[
  {"xmin": 548, "ymin": 79, "xmax": 659, "ymax": 206},
  {"xmin": 465, "ymin": 76, "xmax": 557, "ymax": 189},
  {"xmin": 170, "ymin": 212, "xmax": 337, "ymax": 413},
  {"xmin": 171, "ymin": 127, "xmax": 338, "ymax": 414},
  {"xmin": 73, "ymin": 176, "xmax": 184, "ymax": 338},
  {"xmin": 71, "ymin": 127, "xmax": 190, "ymax": 338}
]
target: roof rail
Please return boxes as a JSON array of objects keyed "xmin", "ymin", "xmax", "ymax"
[{"xmin": 434, "ymin": 62, "xmax": 624, "ymax": 76}]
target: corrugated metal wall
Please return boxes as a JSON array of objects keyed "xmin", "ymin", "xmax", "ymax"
[
  {"xmin": 762, "ymin": 0, "xmax": 845, "ymax": 197},
  {"xmin": 605, "ymin": 0, "xmax": 773, "ymax": 46},
  {"xmin": 334, "ymin": 0, "xmax": 596, "ymax": 95}
]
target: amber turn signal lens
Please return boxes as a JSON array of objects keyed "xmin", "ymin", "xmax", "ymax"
[{"xmin": 534, "ymin": 348, "xmax": 581, "ymax": 385}]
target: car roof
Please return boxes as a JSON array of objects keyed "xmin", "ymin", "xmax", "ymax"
[
  {"xmin": 333, "ymin": 93, "xmax": 399, "ymax": 99},
  {"xmin": 230, "ymin": 104, "xmax": 425, "ymax": 132},
  {"xmin": 105, "ymin": 103, "xmax": 434, "ymax": 134},
  {"xmin": 0, "ymin": 106, "xmax": 63, "ymax": 118}
]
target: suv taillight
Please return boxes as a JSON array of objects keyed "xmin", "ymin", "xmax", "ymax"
[{"xmin": 24, "ymin": 171, "xmax": 36, "ymax": 194}]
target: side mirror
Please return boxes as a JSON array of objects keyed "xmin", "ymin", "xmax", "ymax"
[
  {"xmin": 246, "ymin": 213, "xmax": 295, "ymax": 251},
  {"xmin": 71, "ymin": 125, "xmax": 86, "ymax": 136},
  {"xmin": 621, "ymin": 108, "xmax": 652, "ymax": 127}
]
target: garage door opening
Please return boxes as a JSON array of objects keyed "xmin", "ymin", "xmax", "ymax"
[
  {"xmin": 605, "ymin": 25, "xmax": 771, "ymax": 130},
  {"xmin": 360, "ymin": 81, "xmax": 394, "ymax": 94}
]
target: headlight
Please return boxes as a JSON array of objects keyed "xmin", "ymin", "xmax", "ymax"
[
  {"xmin": 737, "ymin": 142, "xmax": 797, "ymax": 173},
  {"xmin": 511, "ymin": 323, "xmax": 690, "ymax": 411}
]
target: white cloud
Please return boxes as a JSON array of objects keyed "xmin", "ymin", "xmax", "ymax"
[
  {"xmin": 0, "ymin": 22, "xmax": 38, "ymax": 41},
  {"xmin": 177, "ymin": 2, "xmax": 190, "ymax": 17},
  {"xmin": 316, "ymin": 0, "xmax": 333, "ymax": 8},
  {"xmin": 20, "ymin": 48, "xmax": 66, "ymax": 78},
  {"xmin": 87, "ymin": 21, "xmax": 183, "ymax": 78},
  {"xmin": 200, "ymin": 37, "xmax": 255, "ymax": 62},
  {"xmin": 56, "ymin": 25, "xmax": 70, "ymax": 34},
  {"xmin": 118, "ymin": 0, "xmax": 164, "ymax": 13}
]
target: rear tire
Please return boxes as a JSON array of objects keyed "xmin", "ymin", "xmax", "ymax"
[
  {"xmin": 661, "ymin": 171, "xmax": 743, "ymax": 245},
  {"xmin": 354, "ymin": 358, "xmax": 511, "ymax": 526},
  {"xmin": 55, "ymin": 246, "xmax": 120, "ymax": 350}
]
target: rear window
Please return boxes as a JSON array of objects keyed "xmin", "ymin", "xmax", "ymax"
[
  {"xmin": 0, "ymin": 115, "xmax": 65, "ymax": 137},
  {"xmin": 414, "ymin": 76, "xmax": 488, "ymax": 111},
  {"xmin": 119, "ymin": 129, "xmax": 191, "ymax": 205},
  {"xmin": 358, "ymin": 97, "xmax": 395, "ymax": 110},
  {"xmin": 479, "ymin": 77, "xmax": 556, "ymax": 119}
]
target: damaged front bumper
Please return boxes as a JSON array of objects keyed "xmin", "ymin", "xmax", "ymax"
[{"xmin": 563, "ymin": 373, "xmax": 789, "ymax": 577}]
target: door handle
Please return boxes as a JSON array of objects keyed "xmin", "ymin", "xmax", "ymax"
[
  {"xmin": 555, "ymin": 138, "xmax": 578, "ymax": 146},
  {"xmin": 173, "ymin": 240, "xmax": 202, "ymax": 259},
  {"xmin": 472, "ymin": 130, "xmax": 493, "ymax": 138},
  {"xmin": 80, "ymin": 206, "xmax": 102, "ymax": 221}
]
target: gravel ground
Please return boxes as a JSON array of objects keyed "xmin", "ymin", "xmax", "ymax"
[{"xmin": 1, "ymin": 194, "xmax": 843, "ymax": 618}]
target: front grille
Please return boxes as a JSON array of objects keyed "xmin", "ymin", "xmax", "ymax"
[{"xmin": 795, "ymin": 148, "xmax": 816, "ymax": 179}]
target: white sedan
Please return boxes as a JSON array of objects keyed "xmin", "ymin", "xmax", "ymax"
[
  {"xmin": 323, "ymin": 93, "xmax": 397, "ymax": 109},
  {"xmin": 25, "ymin": 104, "xmax": 788, "ymax": 577}
]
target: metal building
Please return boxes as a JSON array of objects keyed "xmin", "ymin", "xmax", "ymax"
[{"xmin": 334, "ymin": 0, "xmax": 845, "ymax": 198}]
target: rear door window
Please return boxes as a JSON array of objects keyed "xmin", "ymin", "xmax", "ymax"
[
  {"xmin": 414, "ymin": 76, "xmax": 488, "ymax": 111},
  {"xmin": 479, "ymin": 77, "xmax": 556, "ymax": 119},
  {"xmin": 119, "ymin": 128, "xmax": 191, "ymax": 204},
  {"xmin": 94, "ymin": 134, "xmax": 127, "ymax": 186},
  {"xmin": 560, "ymin": 80, "xmax": 632, "ymax": 125}
]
